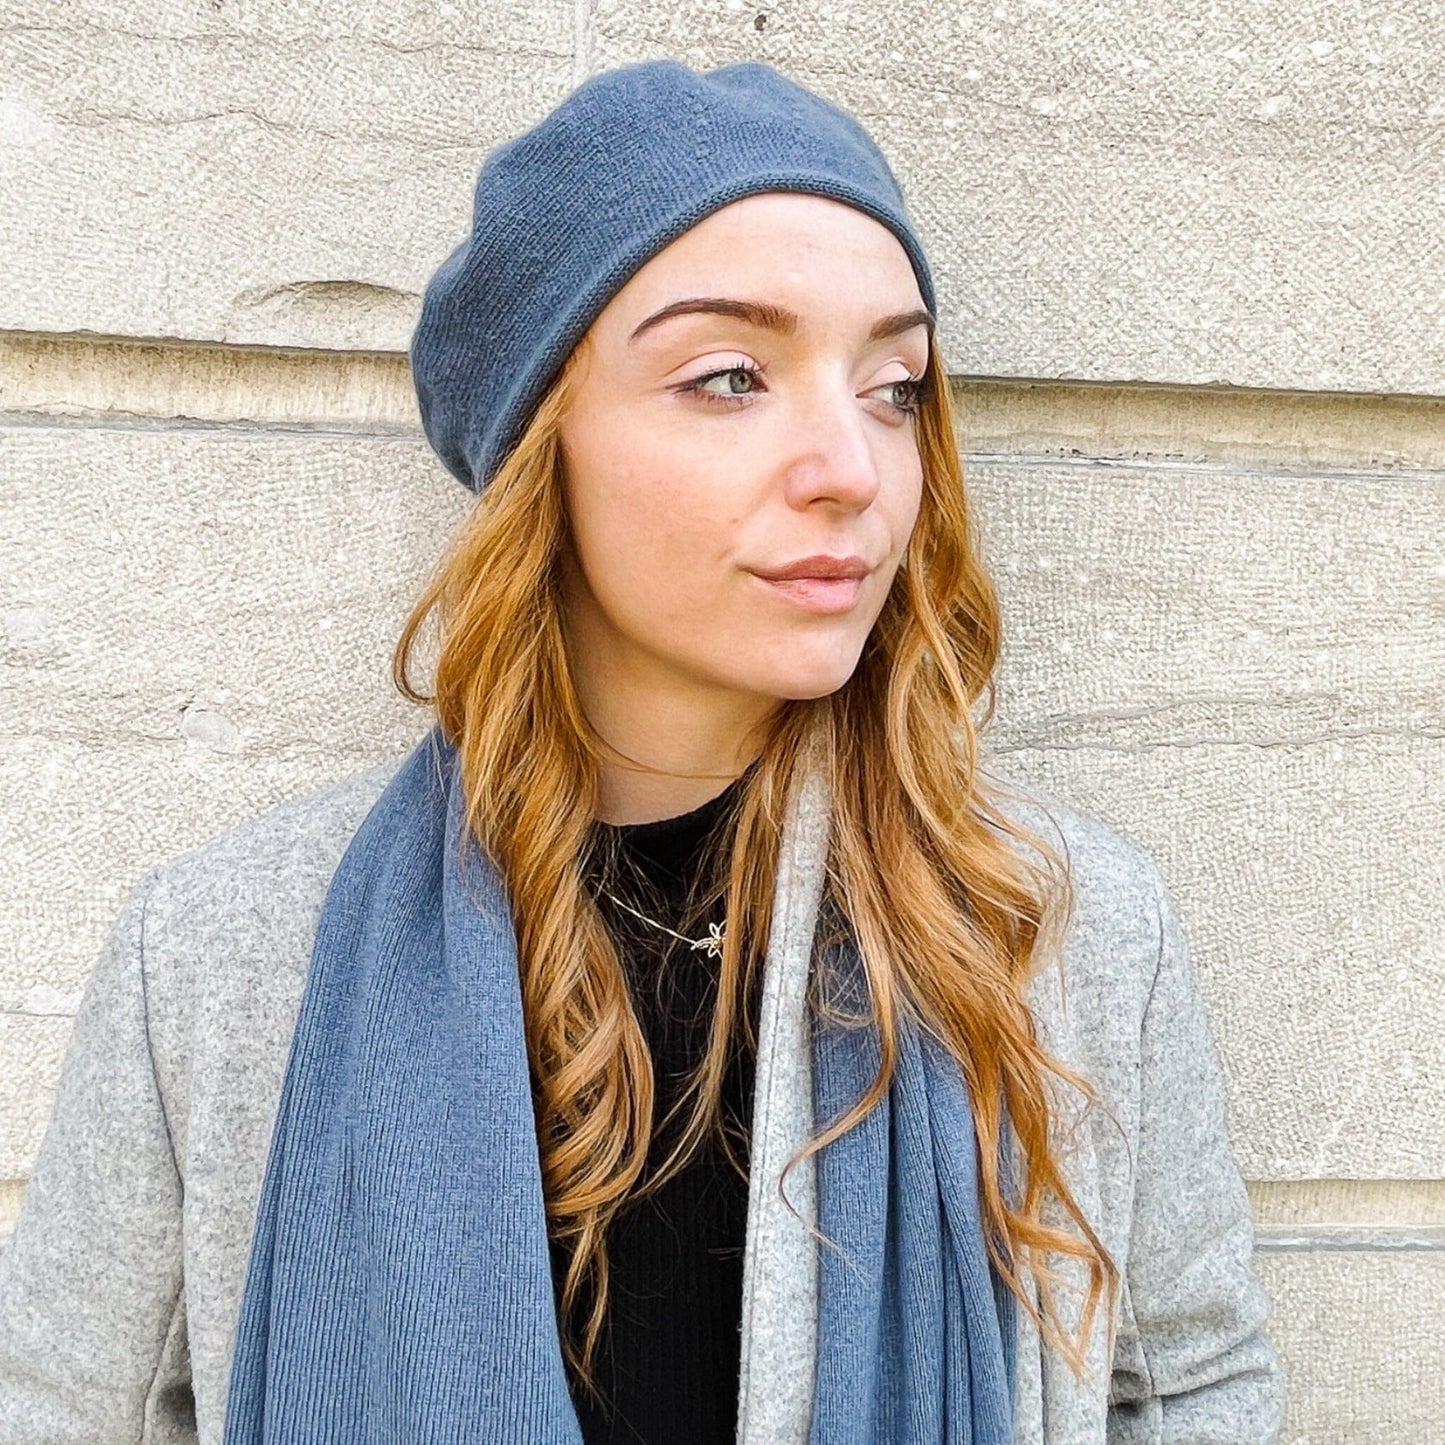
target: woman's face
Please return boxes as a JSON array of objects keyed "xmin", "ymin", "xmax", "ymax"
[{"xmin": 556, "ymin": 190, "xmax": 931, "ymax": 728}]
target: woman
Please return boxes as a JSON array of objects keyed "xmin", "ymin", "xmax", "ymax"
[{"xmin": 0, "ymin": 58, "xmax": 1285, "ymax": 1444}]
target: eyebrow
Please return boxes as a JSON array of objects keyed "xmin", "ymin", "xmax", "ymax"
[{"xmin": 628, "ymin": 297, "xmax": 936, "ymax": 347}]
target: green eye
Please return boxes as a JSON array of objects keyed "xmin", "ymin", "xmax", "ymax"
[
  {"xmin": 876, "ymin": 377, "xmax": 926, "ymax": 415},
  {"xmin": 678, "ymin": 363, "xmax": 767, "ymax": 407}
]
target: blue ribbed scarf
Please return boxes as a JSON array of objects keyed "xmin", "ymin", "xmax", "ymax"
[{"xmin": 223, "ymin": 725, "xmax": 1015, "ymax": 1442}]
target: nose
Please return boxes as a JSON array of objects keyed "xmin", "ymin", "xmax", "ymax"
[{"xmin": 780, "ymin": 378, "xmax": 885, "ymax": 513}]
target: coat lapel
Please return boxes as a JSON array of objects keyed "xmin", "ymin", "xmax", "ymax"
[
  {"xmin": 735, "ymin": 733, "xmax": 829, "ymax": 1444},
  {"xmin": 733, "ymin": 747, "xmax": 1111, "ymax": 1445}
]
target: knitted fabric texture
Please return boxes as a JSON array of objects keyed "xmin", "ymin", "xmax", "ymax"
[
  {"xmin": 409, "ymin": 57, "xmax": 938, "ymax": 493},
  {"xmin": 220, "ymin": 725, "xmax": 1015, "ymax": 1443}
]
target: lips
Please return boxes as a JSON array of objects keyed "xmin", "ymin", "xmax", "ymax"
[
  {"xmin": 753, "ymin": 572, "xmax": 866, "ymax": 615},
  {"xmin": 753, "ymin": 553, "xmax": 872, "ymax": 582}
]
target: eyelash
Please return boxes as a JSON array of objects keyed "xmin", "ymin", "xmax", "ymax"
[{"xmin": 675, "ymin": 362, "xmax": 930, "ymax": 417}]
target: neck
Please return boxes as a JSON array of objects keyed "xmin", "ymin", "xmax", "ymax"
[
  {"xmin": 564, "ymin": 626, "xmax": 778, "ymax": 828},
  {"xmin": 593, "ymin": 749, "xmax": 760, "ymax": 826}
]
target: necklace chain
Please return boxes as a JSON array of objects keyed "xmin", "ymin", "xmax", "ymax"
[{"xmin": 598, "ymin": 886, "xmax": 727, "ymax": 960}]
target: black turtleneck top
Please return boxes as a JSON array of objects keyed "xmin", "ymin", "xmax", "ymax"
[{"xmin": 557, "ymin": 769, "xmax": 760, "ymax": 1444}]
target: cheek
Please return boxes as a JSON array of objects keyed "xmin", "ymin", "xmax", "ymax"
[
  {"xmin": 565, "ymin": 427, "xmax": 736, "ymax": 617},
  {"xmin": 889, "ymin": 454, "xmax": 926, "ymax": 544}
]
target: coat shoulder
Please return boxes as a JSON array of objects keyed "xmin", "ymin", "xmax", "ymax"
[
  {"xmin": 141, "ymin": 750, "xmax": 407, "ymax": 949},
  {"xmin": 978, "ymin": 770, "xmax": 1170, "ymax": 1009},
  {"xmin": 979, "ymin": 770, "xmax": 1168, "ymax": 905},
  {"xmin": 123, "ymin": 748, "xmax": 411, "ymax": 1170},
  {"xmin": 128, "ymin": 747, "xmax": 411, "ymax": 1082}
]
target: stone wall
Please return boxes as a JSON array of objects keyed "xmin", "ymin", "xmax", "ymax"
[{"xmin": 2, "ymin": 3, "xmax": 1441, "ymax": 1437}]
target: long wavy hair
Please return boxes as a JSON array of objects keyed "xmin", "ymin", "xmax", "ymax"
[{"xmin": 393, "ymin": 325, "xmax": 1120, "ymax": 1394}]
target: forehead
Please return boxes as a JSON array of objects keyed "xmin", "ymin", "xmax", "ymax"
[{"xmin": 603, "ymin": 191, "xmax": 927, "ymax": 327}]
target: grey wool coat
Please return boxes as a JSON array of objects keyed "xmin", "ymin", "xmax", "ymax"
[{"xmin": 0, "ymin": 742, "xmax": 1286, "ymax": 1444}]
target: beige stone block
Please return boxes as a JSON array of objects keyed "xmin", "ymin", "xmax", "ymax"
[
  {"xmin": 0, "ymin": 1015, "xmax": 70, "ymax": 1180},
  {"xmin": 970, "ymin": 457, "xmax": 1444, "ymax": 1178},
  {"xmin": 0, "ymin": 421, "xmax": 468, "ymax": 1032},
  {"xmin": 1250, "ymin": 1179, "xmax": 1445, "ymax": 1231},
  {"xmin": 6, "ymin": 3, "xmax": 1443, "ymax": 391},
  {"xmin": 0, "ymin": 332, "xmax": 422, "ymax": 433},
  {"xmin": 0, "ymin": 1179, "xmax": 25, "ymax": 1239},
  {"xmin": 590, "ymin": 1, "xmax": 1445, "ymax": 394},
  {"xmin": 0, "ymin": 0, "xmax": 575, "ymax": 349},
  {"xmin": 1256, "ymin": 1250, "xmax": 1445, "ymax": 1443},
  {"xmin": 954, "ymin": 381, "xmax": 1445, "ymax": 476},
  {"xmin": 970, "ymin": 459, "xmax": 1443, "ymax": 747}
]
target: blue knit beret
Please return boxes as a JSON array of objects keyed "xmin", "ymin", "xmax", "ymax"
[{"xmin": 409, "ymin": 58, "xmax": 937, "ymax": 494}]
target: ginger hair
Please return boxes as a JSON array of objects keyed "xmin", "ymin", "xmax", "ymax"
[{"xmin": 392, "ymin": 327, "xmax": 1119, "ymax": 1394}]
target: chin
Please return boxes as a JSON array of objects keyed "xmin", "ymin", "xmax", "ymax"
[{"xmin": 741, "ymin": 652, "xmax": 866, "ymax": 703}]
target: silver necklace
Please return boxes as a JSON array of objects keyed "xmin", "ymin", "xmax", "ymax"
[{"xmin": 598, "ymin": 886, "xmax": 727, "ymax": 960}]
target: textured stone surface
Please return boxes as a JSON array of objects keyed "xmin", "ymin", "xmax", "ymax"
[
  {"xmin": 0, "ymin": 1015, "xmax": 69, "ymax": 1179},
  {"xmin": 0, "ymin": 0, "xmax": 576, "ymax": 349},
  {"xmin": 0, "ymin": 422, "xmax": 467, "ymax": 1040},
  {"xmin": 1257, "ymin": 1250, "xmax": 1445, "ymax": 1444},
  {"xmin": 0, "ymin": 332, "xmax": 422, "ymax": 431},
  {"xmin": 0, "ymin": 1180, "xmax": 23, "ymax": 1237},
  {"xmin": 954, "ymin": 383, "xmax": 1445, "ymax": 474},
  {"xmin": 970, "ymin": 458, "xmax": 1444, "ymax": 749},
  {"xmin": 1249, "ymin": 1179, "xmax": 1445, "ymax": 1229},
  {"xmin": 2, "ymin": 2, "xmax": 1441, "ymax": 390},
  {"xmin": 970, "ymin": 455, "xmax": 1445, "ymax": 1179}
]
